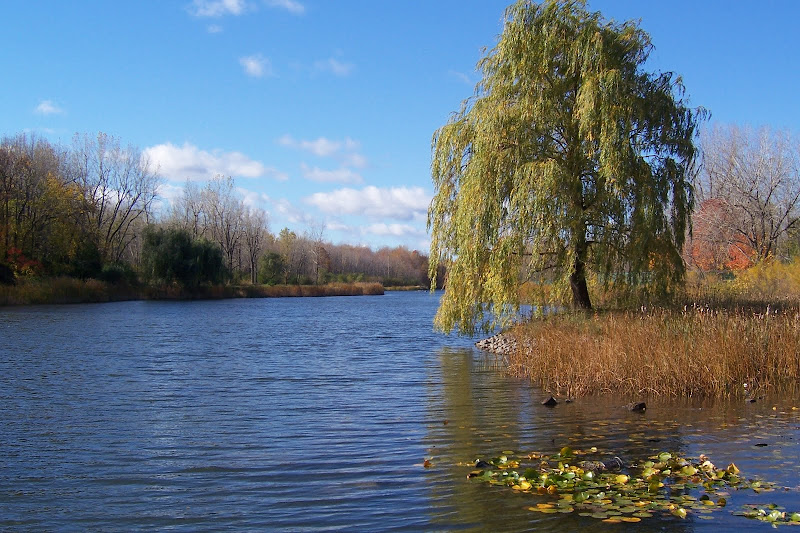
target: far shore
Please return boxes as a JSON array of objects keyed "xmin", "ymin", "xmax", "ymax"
[{"xmin": 0, "ymin": 278, "xmax": 385, "ymax": 307}]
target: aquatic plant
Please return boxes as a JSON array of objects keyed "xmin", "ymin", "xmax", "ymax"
[{"xmin": 466, "ymin": 447, "xmax": 798, "ymax": 525}]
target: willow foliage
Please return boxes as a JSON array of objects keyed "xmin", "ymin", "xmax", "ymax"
[{"xmin": 429, "ymin": 0, "xmax": 705, "ymax": 334}]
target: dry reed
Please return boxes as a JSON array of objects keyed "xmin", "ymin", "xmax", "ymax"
[
  {"xmin": 1, "ymin": 280, "xmax": 384, "ymax": 305},
  {"xmin": 0, "ymin": 277, "xmax": 135, "ymax": 305},
  {"xmin": 507, "ymin": 305, "xmax": 800, "ymax": 398}
]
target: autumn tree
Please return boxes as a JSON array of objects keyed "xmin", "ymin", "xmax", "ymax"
[
  {"xmin": 695, "ymin": 124, "xmax": 800, "ymax": 262},
  {"xmin": 0, "ymin": 134, "xmax": 84, "ymax": 275},
  {"xmin": 276, "ymin": 227, "xmax": 302, "ymax": 284},
  {"xmin": 685, "ymin": 197, "xmax": 756, "ymax": 272},
  {"xmin": 428, "ymin": 0, "xmax": 704, "ymax": 333}
]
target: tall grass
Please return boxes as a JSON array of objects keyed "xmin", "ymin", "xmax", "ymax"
[
  {"xmin": 509, "ymin": 259, "xmax": 800, "ymax": 398},
  {"xmin": 234, "ymin": 282, "xmax": 384, "ymax": 298},
  {"xmin": 508, "ymin": 306, "xmax": 800, "ymax": 398},
  {"xmin": 1, "ymin": 279, "xmax": 384, "ymax": 305},
  {"xmin": 0, "ymin": 277, "xmax": 138, "ymax": 305}
]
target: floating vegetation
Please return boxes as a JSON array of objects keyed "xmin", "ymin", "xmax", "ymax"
[
  {"xmin": 735, "ymin": 504, "xmax": 800, "ymax": 525},
  {"xmin": 466, "ymin": 447, "xmax": 799, "ymax": 525}
]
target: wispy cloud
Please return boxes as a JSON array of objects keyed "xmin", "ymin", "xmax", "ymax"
[
  {"xmin": 34, "ymin": 100, "xmax": 64, "ymax": 116},
  {"xmin": 279, "ymin": 135, "xmax": 340, "ymax": 157},
  {"xmin": 189, "ymin": 0, "xmax": 247, "ymax": 17},
  {"xmin": 265, "ymin": 0, "xmax": 305, "ymax": 14},
  {"xmin": 279, "ymin": 135, "xmax": 366, "ymax": 168},
  {"xmin": 448, "ymin": 69, "xmax": 473, "ymax": 85},
  {"xmin": 300, "ymin": 163, "xmax": 362, "ymax": 184},
  {"xmin": 363, "ymin": 223, "xmax": 425, "ymax": 238},
  {"xmin": 144, "ymin": 142, "xmax": 287, "ymax": 182},
  {"xmin": 207, "ymin": 24, "xmax": 223, "ymax": 33},
  {"xmin": 304, "ymin": 186, "xmax": 430, "ymax": 221},
  {"xmin": 239, "ymin": 54, "xmax": 272, "ymax": 77},
  {"xmin": 314, "ymin": 57, "xmax": 355, "ymax": 77}
]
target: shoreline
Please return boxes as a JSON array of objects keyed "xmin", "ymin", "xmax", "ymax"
[{"xmin": 0, "ymin": 279, "xmax": 384, "ymax": 307}]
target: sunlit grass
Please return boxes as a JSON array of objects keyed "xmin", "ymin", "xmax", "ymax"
[
  {"xmin": 235, "ymin": 282, "xmax": 385, "ymax": 298},
  {"xmin": 508, "ymin": 305, "xmax": 800, "ymax": 398},
  {"xmin": 509, "ymin": 259, "xmax": 800, "ymax": 398}
]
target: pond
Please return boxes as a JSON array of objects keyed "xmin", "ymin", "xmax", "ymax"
[{"xmin": 1, "ymin": 292, "xmax": 798, "ymax": 531}]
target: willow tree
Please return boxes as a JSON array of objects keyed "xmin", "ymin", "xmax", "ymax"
[{"xmin": 429, "ymin": 0, "xmax": 704, "ymax": 334}]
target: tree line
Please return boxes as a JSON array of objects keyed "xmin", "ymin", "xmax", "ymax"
[
  {"xmin": 0, "ymin": 132, "xmax": 158, "ymax": 284},
  {"xmin": 0, "ymin": 132, "xmax": 435, "ymax": 289}
]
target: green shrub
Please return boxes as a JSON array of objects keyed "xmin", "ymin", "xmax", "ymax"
[{"xmin": 141, "ymin": 227, "xmax": 227, "ymax": 287}]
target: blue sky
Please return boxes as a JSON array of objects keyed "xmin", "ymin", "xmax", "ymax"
[{"xmin": 3, "ymin": 0, "xmax": 799, "ymax": 251}]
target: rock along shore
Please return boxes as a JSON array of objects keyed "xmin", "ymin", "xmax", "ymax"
[{"xmin": 474, "ymin": 332, "xmax": 518, "ymax": 356}]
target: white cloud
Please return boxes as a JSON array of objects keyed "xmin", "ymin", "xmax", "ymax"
[
  {"xmin": 324, "ymin": 221, "xmax": 352, "ymax": 232},
  {"xmin": 300, "ymin": 163, "xmax": 362, "ymax": 184},
  {"xmin": 144, "ymin": 142, "xmax": 287, "ymax": 182},
  {"xmin": 207, "ymin": 24, "xmax": 223, "ymax": 33},
  {"xmin": 237, "ymin": 187, "xmax": 271, "ymax": 208},
  {"xmin": 274, "ymin": 197, "xmax": 316, "ymax": 225},
  {"xmin": 34, "ymin": 100, "xmax": 64, "ymax": 116},
  {"xmin": 363, "ymin": 223, "xmax": 424, "ymax": 238},
  {"xmin": 239, "ymin": 54, "xmax": 272, "ymax": 78},
  {"xmin": 189, "ymin": 0, "xmax": 247, "ymax": 17},
  {"xmin": 156, "ymin": 182, "xmax": 186, "ymax": 203},
  {"xmin": 265, "ymin": 0, "xmax": 305, "ymax": 14},
  {"xmin": 314, "ymin": 57, "xmax": 355, "ymax": 77},
  {"xmin": 304, "ymin": 186, "xmax": 430, "ymax": 220},
  {"xmin": 279, "ymin": 135, "xmax": 367, "ymax": 168}
]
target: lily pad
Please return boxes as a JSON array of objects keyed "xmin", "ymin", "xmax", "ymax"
[{"xmin": 466, "ymin": 447, "xmax": 793, "ymax": 525}]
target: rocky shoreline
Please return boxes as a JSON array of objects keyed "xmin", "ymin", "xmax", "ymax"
[{"xmin": 474, "ymin": 332, "xmax": 518, "ymax": 356}]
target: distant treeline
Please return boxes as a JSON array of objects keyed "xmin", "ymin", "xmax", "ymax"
[{"xmin": 0, "ymin": 132, "xmax": 440, "ymax": 291}]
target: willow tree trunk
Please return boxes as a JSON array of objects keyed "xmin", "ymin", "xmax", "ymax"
[{"xmin": 570, "ymin": 240, "xmax": 592, "ymax": 310}]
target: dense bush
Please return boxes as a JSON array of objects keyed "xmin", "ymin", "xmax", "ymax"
[
  {"xmin": 258, "ymin": 252, "xmax": 284, "ymax": 285},
  {"xmin": 0, "ymin": 263, "xmax": 15, "ymax": 285},
  {"xmin": 141, "ymin": 227, "xmax": 227, "ymax": 287},
  {"xmin": 99, "ymin": 262, "xmax": 139, "ymax": 285}
]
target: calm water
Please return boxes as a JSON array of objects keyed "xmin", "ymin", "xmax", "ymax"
[{"xmin": 1, "ymin": 292, "xmax": 798, "ymax": 531}]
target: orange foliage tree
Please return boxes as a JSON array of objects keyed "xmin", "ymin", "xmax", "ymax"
[{"xmin": 686, "ymin": 198, "xmax": 757, "ymax": 272}]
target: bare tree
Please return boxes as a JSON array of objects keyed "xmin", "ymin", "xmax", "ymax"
[
  {"xmin": 170, "ymin": 181, "xmax": 205, "ymax": 239},
  {"xmin": 202, "ymin": 176, "xmax": 244, "ymax": 270},
  {"xmin": 697, "ymin": 124, "xmax": 800, "ymax": 261},
  {"xmin": 71, "ymin": 132, "xmax": 160, "ymax": 263},
  {"xmin": 242, "ymin": 206, "xmax": 269, "ymax": 284},
  {"xmin": 305, "ymin": 221, "xmax": 326, "ymax": 284}
]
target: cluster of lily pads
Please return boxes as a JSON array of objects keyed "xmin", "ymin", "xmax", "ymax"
[
  {"xmin": 736, "ymin": 505, "xmax": 800, "ymax": 525},
  {"xmin": 466, "ymin": 446, "xmax": 798, "ymax": 525}
]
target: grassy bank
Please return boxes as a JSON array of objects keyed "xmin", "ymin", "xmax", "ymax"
[
  {"xmin": 507, "ymin": 304, "xmax": 800, "ymax": 398},
  {"xmin": 385, "ymin": 285, "xmax": 428, "ymax": 291},
  {"xmin": 0, "ymin": 278, "xmax": 383, "ymax": 306},
  {"xmin": 0, "ymin": 277, "xmax": 139, "ymax": 305}
]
